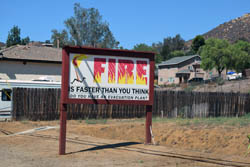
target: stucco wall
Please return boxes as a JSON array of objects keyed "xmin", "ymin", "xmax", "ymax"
[
  {"xmin": 158, "ymin": 67, "xmax": 179, "ymax": 85},
  {"xmin": 0, "ymin": 60, "xmax": 61, "ymax": 82},
  {"xmin": 158, "ymin": 61, "xmax": 199, "ymax": 85}
]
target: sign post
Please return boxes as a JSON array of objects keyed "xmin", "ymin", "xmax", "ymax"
[
  {"xmin": 145, "ymin": 105, "xmax": 152, "ymax": 144},
  {"xmin": 59, "ymin": 103, "xmax": 67, "ymax": 155},
  {"xmin": 59, "ymin": 46, "xmax": 155, "ymax": 155}
]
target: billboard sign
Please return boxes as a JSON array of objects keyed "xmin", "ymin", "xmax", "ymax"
[
  {"xmin": 59, "ymin": 46, "xmax": 155, "ymax": 155},
  {"xmin": 61, "ymin": 46, "xmax": 155, "ymax": 105}
]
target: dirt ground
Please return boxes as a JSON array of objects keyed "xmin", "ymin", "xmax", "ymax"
[
  {"xmin": 1, "ymin": 120, "xmax": 250, "ymax": 167},
  {"xmin": 161, "ymin": 78, "xmax": 250, "ymax": 93}
]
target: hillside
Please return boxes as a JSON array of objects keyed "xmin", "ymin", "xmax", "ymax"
[
  {"xmin": 187, "ymin": 13, "xmax": 250, "ymax": 46},
  {"xmin": 204, "ymin": 13, "xmax": 250, "ymax": 42}
]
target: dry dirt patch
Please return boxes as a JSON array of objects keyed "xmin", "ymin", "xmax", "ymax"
[{"xmin": 0, "ymin": 120, "xmax": 250, "ymax": 167}]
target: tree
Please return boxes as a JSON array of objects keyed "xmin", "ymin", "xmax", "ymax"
[
  {"xmin": 185, "ymin": 49, "xmax": 196, "ymax": 56},
  {"xmin": 6, "ymin": 25, "xmax": 21, "ymax": 47},
  {"xmin": 21, "ymin": 36, "xmax": 30, "ymax": 45},
  {"xmin": 152, "ymin": 42, "xmax": 164, "ymax": 63},
  {"xmin": 133, "ymin": 43, "xmax": 153, "ymax": 52},
  {"xmin": 45, "ymin": 40, "xmax": 51, "ymax": 44},
  {"xmin": 229, "ymin": 40, "xmax": 250, "ymax": 72},
  {"xmin": 152, "ymin": 42, "xmax": 163, "ymax": 53},
  {"xmin": 51, "ymin": 29, "xmax": 69, "ymax": 48},
  {"xmin": 133, "ymin": 43, "xmax": 162, "ymax": 63},
  {"xmin": 161, "ymin": 44, "xmax": 171, "ymax": 60},
  {"xmin": 6, "ymin": 25, "xmax": 31, "ymax": 47},
  {"xmin": 191, "ymin": 35, "xmax": 205, "ymax": 53},
  {"xmin": 160, "ymin": 34, "xmax": 185, "ymax": 61},
  {"xmin": 233, "ymin": 40, "xmax": 250, "ymax": 55},
  {"xmin": 168, "ymin": 50, "xmax": 185, "ymax": 59},
  {"xmin": 200, "ymin": 38, "xmax": 231, "ymax": 77},
  {"xmin": 63, "ymin": 3, "xmax": 119, "ymax": 48},
  {"xmin": 99, "ymin": 26, "xmax": 120, "ymax": 48}
]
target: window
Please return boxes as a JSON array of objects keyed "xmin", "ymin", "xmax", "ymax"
[
  {"xmin": 1, "ymin": 89, "xmax": 12, "ymax": 101},
  {"xmin": 160, "ymin": 78, "xmax": 163, "ymax": 82},
  {"xmin": 188, "ymin": 66, "xmax": 193, "ymax": 71},
  {"xmin": 168, "ymin": 77, "xmax": 174, "ymax": 83}
]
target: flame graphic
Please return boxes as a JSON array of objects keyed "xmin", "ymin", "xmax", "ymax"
[
  {"xmin": 72, "ymin": 54, "xmax": 88, "ymax": 82},
  {"xmin": 94, "ymin": 72, "xmax": 102, "ymax": 83},
  {"xmin": 93, "ymin": 58, "xmax": 106, "ymax": 83},
  {"xmin": 136, "ymin": 74, "xmax": 147, "ymax": 85},
  {"xmin": 118, "ymin": 60, "xmax": 134, "ymax": 84},
  {"xmin": 108, "ymin": 74, "xmax": 115, "ymax": 83},
  {"xmin": 136, "ymin": 60, "xmax": 147, "ymax": 85},
  {"xmin": 118, "ymin": 73, "xmax": 134, "ymax": 84},
  {"xmin": 108, "ymin": 59, "xmax": 116, "ymax": 84}
]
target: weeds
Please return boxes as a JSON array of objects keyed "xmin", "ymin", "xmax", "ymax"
[
  {"xmin": 184, "ymin": 85, "xmax": 195, "ymax": 92},
  {"xmin": 20, "ymin": 117, "xmax": 29, "ymax": 124},
  {"xmin": 78, "ymin": 118, "xmax": 83, "ymax": 123},
  {"xmin": 151, "ymin": 114, "xmax": 250, "ymax": 127},
  {"xmin": 193, "ymin": 118, "xmax": 202, "ymax": 126},
  {"xmin": 85, "ymin": 119, "xmax": 107, "ymax": 124},
  {"xmin": 138, "ymin": 160, "xmax": 144, "ymax": 163},
  {"xmin": 163, "ymin": 83, "xmax": 179, "ymax": 88},
  {"xmin": 177, "ymin": 119, "xmax": 191, "ymax": 126},
  {"xmin": 75, "ymin": 114, "xmax": 250, "ymax": 127},
  {"xmin": 21, "ymin": 120, "xmax": 28, "ymax": 124},
  {"xmin": 246, "ymin": 135, "xmax": 250, "ymax": 156}
]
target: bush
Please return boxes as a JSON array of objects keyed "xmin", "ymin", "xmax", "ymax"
[
  {"xmin": 184, "ymin": 85, "xmax": 195, "ymax": 92},
  {"xmin": 161, "ymin": 83, "xmax": 179, "ymax": 88},
  {"xmin": 216, "ymin": 77, "xmax": 225, "ymax": 85}
]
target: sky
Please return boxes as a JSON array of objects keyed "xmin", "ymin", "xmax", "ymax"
[{"xmin": 1, "ymin": 0, "xmax": 250, "ymax": 49}]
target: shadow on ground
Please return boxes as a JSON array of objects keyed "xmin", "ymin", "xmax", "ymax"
[{"xmin": 67, "ymin": 142, "xmax": 140, "ymax": 154}]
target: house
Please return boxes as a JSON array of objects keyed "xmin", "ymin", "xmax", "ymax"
[
  {"xmin": 158, "ymin": 55, "xmax": 208, "ymax": 85},
  {"xmin": 0, "ymin": 45, "xmax": 62, "ymax": 119},
  {"xmin": 0, "ymin": 44, "xmax": 62, "ymax": 82}
]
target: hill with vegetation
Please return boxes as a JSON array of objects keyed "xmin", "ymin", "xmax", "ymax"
[
  {"xmin": 187, "ymin": 13, "xmax": 250, "ymax": 47},
  {"xmin": 204, "ymin": 13, "xmax": 250, "ymax": 42}
]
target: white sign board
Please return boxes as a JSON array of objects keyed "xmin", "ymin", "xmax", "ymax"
[{"xmin": 68, "ymin": 53, "xmax": 150, "ymax": 101}]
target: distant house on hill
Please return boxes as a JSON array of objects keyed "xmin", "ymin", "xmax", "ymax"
[
  {"xmin": 158, "ymin": 55, "xmax": 207, "ymax": 85},
  {"xmin": 0, "ymin": 45, "xmax": 62, "ymax": 82}
]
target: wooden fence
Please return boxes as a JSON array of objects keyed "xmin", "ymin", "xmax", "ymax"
[{"xmin": 12, "ymin": 88, "xmax": 250, "ymax": 121}]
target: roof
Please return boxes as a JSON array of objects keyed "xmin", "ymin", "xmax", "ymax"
[
  {"xmin": 0, "ymin": 45, "xmax": 62, "ymax": 63},
  {"xmin": 158, "ymin": 55, "xmax": 200, "ymax": 66}
]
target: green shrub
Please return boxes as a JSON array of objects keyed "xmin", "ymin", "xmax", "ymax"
[
  {"xmin": 85, "ymin": 119, "xmax": 107, "ymax": 124},
  {"xmin": 184, "ymin": 85, "xmax": 195, "ymax": 92},
  {"xmin": 216, "ymin": 77, "xmax": 225, "ymax": 85}
]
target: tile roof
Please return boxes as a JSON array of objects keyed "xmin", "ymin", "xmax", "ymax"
[
  {"xmin": 0, "ymin": 45, "xmax": 62, "ymax": 63},
  {"xmin": 158, "ymin": 55, "xmax": 200, "ymax": 66}
]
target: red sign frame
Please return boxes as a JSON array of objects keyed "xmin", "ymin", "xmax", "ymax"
[
  {"xmin": 59, "ymin": 46, "xmax": 155, "ymax": 155},
  {"xmin": 61, "ymin": 46, "xmax": 155, "ymax": 105}
]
